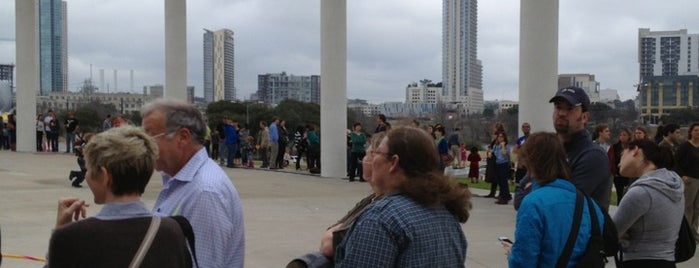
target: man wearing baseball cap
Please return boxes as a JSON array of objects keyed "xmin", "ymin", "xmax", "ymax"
[{"xmin": 515, "ymin": 87, "xmax": 612, "ymax": 212}]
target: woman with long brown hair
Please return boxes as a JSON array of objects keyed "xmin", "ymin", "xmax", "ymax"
[
  {"xmin": 335, "ymin": 126, "xmax": 471, "ymax": 267},
  {"xmin": 609, "ymin": 128, "xmax": 633, "ymax": 204}
]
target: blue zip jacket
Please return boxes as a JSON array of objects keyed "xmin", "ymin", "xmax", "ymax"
[{"xmin": 509, "ymin": 178, "xmax": 604, "ymax": 268}]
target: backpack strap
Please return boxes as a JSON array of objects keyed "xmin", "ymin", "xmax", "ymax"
[
  {"xmin": 170, "ymin": 216, "xmax": 199, "ymax": 268},
  {"xmin": 585, "ymin": 195, "xmax": 601, "ymax": 237},
  {"xmin": 556, "ymin": 190, "xmax": 584, "ymax": 268}
]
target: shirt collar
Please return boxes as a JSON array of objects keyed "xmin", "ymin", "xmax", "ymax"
[
  {"xmin": 94, "ymin": 201, "xmax": 152, "ymax": 220},
  {"xmin": 161, "ymin": 147, "xmax": 209, "ymax": 185}
]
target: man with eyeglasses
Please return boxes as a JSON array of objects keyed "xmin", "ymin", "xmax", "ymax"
[{"xmin": 141, "ymin": 99, "xmax": 245, "ymax": 268}]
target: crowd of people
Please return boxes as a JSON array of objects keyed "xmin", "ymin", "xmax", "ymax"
[{"xmin": 2, "ymin": 84, "xmax": 698, "ymax": 267}]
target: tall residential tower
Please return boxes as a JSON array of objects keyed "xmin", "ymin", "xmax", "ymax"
[
  {"xmin": 203, "ymin": 28, "xmax": 235, "ymax": 102},
  {"xmin": 39, "ymin": 0, "xmax": 67, "ymax": 95},
  {"xmin": 442, "ymin": 0, "xmax": 483, "ymax": 115},
  {"xmin": 637, "ymin": 28, "xmax": 699, "ymax": 123}
]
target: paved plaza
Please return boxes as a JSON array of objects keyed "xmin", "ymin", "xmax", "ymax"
[{"xmin": 0, "ymin": 150, "xmax": 696, "ymax": 267}]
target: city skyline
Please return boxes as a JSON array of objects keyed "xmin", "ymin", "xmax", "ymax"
[{"xmin": 2, "ymin": 0, "xmax": 699, "ymax": 103}]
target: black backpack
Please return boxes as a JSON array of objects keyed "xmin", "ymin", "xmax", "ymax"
[
  {"xmin": 556, "ymin": 190, "xmax": 619, "ymax": 268},
  {"xmin": 675, "ymin": 215, "xmax": 697, "ymax": 263}
]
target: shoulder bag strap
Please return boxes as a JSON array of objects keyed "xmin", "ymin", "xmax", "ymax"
[
  {"xmin": 129, "ymin": 216, "xmax": 161, "ymax": 268},
  {"xmin": 556, "ymin": 190, "xmax": 584, "ymax": 268},
  {"xmin": 585, "ymin": 195, "xmax": 601, "ymax": 236},
  {"xmin": 171, "ymin": 215, "xmax": 199, "ymax": 268}
]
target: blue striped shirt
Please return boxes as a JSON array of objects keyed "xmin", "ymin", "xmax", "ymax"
[
  {"xmin": 153, "ymin": 148, "xmax": 245, "ymax": 268},
  {"xmin": 335, "ymin": 194, "xmax": 467, "ymax": 267}
]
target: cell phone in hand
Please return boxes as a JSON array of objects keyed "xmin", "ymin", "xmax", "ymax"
[{"xmin": 498, "ymin": 236, "xmax": 513, "ymax": 244}]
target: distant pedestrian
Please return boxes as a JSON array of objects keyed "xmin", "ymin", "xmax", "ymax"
[
  {"xmin": 609, "ymin": 128, "xmax": 633, "ymax": 204},
  {"xmin": 293, "ymin": 125, "xmax": 307, "ymax": 171},
  {"xmin": 268, "ymin": 117, "xmax": 280, "ymax": 169},
  {"xmin": 513, "ymin": 122, "xmax": 531, "ymax": 183},
  {"xmin": 634, "ymin": 126, "xmax": 649, "ymax": 141},
  {"xmin": 374, "ymin": 114, "xmax": 391, "ymax": 133},
  {"xmin": 258, "ymin": 121, "xmax": 270, "ymax": 168},
  {"xmin": 7, "ymin": 114, "xmax": 16, "ymax": 151},
  {"xmin": 102, "ymin": 114, "xmax": 112, "ymax": 131},
  {"xmin": 64, "ymin": 112, "xmax": 79, "ymax": 153},
  {"xmin": 348, "ymin": 123, "xmax": 367, "ymax": 182},
  {"xmin": 448, "ymin": 128, "xmax": 462, "ymax": 168},
  {"xmin": 36, "ymin": 115, "xmax": 46, "ymax": 151},
  {"xmin": 467, "ymin": 146, "xmax": 481, "ymax": 183}
]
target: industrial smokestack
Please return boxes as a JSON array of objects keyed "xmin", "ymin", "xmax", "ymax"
[
  {"xmin": 113, "ymin": 69, "xmax": 117, "ymax": 92},
  {"xmin": 99, "ymin": 69, "xmax": 104, "ymax": 91},
  {"xmin": 130, "ymin": 69, "xmax": 134, "ymax": 92}
]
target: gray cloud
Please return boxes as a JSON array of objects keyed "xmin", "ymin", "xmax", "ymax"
[{"xmin": 2, "ymin": 0, "xmax": 699, "ymax": 103}]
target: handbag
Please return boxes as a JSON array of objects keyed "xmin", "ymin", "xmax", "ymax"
[{"xmin": 441, "ymin": 154, "xmax": 454, "ymax": 165}]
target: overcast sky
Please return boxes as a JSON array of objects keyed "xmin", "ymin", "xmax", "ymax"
[{"xmin": 1, "ymin": 0, "xmax": 699, "ymax": 103}]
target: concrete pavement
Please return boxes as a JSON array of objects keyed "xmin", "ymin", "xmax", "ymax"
[{"xmin": 0, "ymin": 150, "xmax": 696, "ymax": 267}]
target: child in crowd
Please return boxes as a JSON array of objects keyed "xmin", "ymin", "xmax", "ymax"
[
  {"xmin": 244, "ymin": 136, "xmax": 255, "ymax": 168},
  {"xmin": 467, "ymin": 146, "xmax": 481, "ymax": 184},
  {"xmin": 459, "ymin": 143, "xmax": 467, "ymax": 168}
]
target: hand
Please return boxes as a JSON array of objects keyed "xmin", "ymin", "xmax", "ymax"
[
  {"xmin": 683, "ymin": 176, "xmax": 691, "ymax": 184},
  {"xmin": 56, "ymin": 197, "xmax": 89, "ymax": 228},
  {"xmin": 500, "ymin": 141, "xmax": 506, "ymax": 147},
  {"xmin": 501, "ymin": 241, "xmax": 512, "ymax": 256},
  {"xmin": 319, "ymin": 224, "xmax": 342, "ymax": 258}
]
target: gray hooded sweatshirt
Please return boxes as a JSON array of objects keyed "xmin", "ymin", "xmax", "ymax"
[{"xmin": 612, "ymin": 168, "xmax": 685, "ymax": 261}]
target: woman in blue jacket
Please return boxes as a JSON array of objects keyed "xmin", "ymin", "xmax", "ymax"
[{"xmin": 503, "ymin": 132, "xmax": 604, "ymax": 267}]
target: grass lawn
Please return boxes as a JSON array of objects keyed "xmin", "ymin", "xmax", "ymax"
[{"xmin": 454, "ymin": 177, "xmax": 619, "ymax": 206}]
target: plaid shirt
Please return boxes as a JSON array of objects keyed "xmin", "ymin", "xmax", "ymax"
[{"xmin": 335, "ymin": 193, "xmax": 467, "ymax": 267}]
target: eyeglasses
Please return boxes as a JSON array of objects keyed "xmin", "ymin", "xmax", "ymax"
[
  {"xmin": 371, "ymin": 151, "xmax": 391, "ymax": 157},
  {"xmin": 150, "ymin": 131, "xmax": 175, "ymax": 139}
]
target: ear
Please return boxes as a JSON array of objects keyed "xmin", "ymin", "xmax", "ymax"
[
  {"xmin": 176, "ymin": 128, "xmax": 192, "ymax": 145},
  {"xmin": 100, "ymin": 166, "xmax": 112, "ymax": 188},
  {"xmin": 581, "ymin": 111, "xmax": 590, "ymax": 122},
  {"xmin": 388, "ymin": 154, "xmax": 400, "ymax": 173}
]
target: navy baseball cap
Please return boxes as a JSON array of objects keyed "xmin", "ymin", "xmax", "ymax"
[{"xmin": 549, "ymin": 87, "xmax": 591, "ymax": 112}]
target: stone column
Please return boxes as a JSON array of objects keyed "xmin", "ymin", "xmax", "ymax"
[
  {"xmin": 164, "ymin": 0, "xmax": 187, "ymax": 100},
  {"xmin": 320, "ymin": 0, "xmax": 347, "ymax": 178},
  {"xmin": 15, "ymin": 0, "xmax": 38, "ymax": 153},
  {"xmin": 518, "ymin": 0, "xmax": 558, "ymax": 134}
]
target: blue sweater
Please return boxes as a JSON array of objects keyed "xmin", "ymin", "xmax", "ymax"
[{"xmin": 509, "ymin": 179, "xmax": 604, "ymax": 268}]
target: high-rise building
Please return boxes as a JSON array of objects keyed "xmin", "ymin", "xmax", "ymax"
[
  {"xmin": 637, "ymin": 29, "xmax": 699, "ymax": 123},
  {"xmin": 257, "ymin": 72, "xmax": 320, "ymax": 105},
  {"xmin": 558, "ymin": 74, "xmax": 601, "ymax": 103},
  {"xmin": 39, "ymin": 0, "xmax": 67, "ymax": 95},
  {"xmin": 203, "ymin": 29, "xmax": 235, "ymax": 102},
  {"xmin": 638, "ymin": 28, "xmax": 699, "ymax": 80},
  {"xmin": 442, "ymin": 0, "xmax": 483, "ymax": 115}
]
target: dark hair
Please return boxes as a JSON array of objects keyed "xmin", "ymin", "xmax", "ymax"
[
  {"xmin": 470, "ymin": 146, "xmax": 478, "ymax": 154},
  {"xmin": 594, "ymin": 124, "xmax": 609, "ymax": 139},
  {"xmin": 519, "ymin": 132, "xmax": 571, "ymax": 184},
  {"xmin": 353, "ymin": 122, "xmax": 362, "ymax": 128},
  {"xmin": 661, "ymin": 124, "xmax": 680, "ymax": 137},
  {"xmin": 496, "ymin": 132, "xmax": 509, "ymax": 144},
  {"xmin": 378, "ymin": 114, "xmax": 387, "ymax": 123},
  {"xmin": 691, "ymin": 123, "xmax": 699, "ymax": 135},
  {"xmin": 385, "ymin": 127, "xmax": 471, "ymax": 222},
  {"xmin": 628, "ymin": 139, "xmax": 674, "ymax": 169},
  {"xmin": 259, "ymin": 120, "xmax": 267, "ymax": 127}
]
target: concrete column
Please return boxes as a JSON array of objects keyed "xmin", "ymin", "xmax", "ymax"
[
  {"xmin": 15, "ymin": 0, "xmax": 38, "ymax": 153},
  {"xmin": 518, "ymin": 0, "xmax": 558, "ymax": 134},
  {"xmin": 164, "ymin": 0, "xmax": 187, "ymax": 100},
  {"xmin": 320, "ymin": 0, "xmax": 347, "ymax": 178}
]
